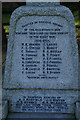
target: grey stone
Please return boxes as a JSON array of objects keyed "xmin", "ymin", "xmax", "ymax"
[
  {"xmin": 76, "ymin": 102, "xmax": 80, "ymax": 119},
  {"xmin": 79, "ymin": 91, "xmax": 80, "ymax": 102},
  {"xmin": 7, "ymin": 113, "xmax": 75, "ymax": 119},
  {"xmin": 0, "ymin": 100, "xmax": 2, "ymax": 120},
  {"xmin": 2, "ymin": 100, "xmax": 8, "ymax": 119},
  {"xmin": 2, "ymin": 2, "xmax": 79, "ymax": 119},
  {"xmin": 3, "ymin": 3, "xmax": 78, "ymax": 89},
  {"xmin": 26, "ymin": 2, "xmax": 60, "ymax": 6},
  {"xmin": 3, "ymin": 90, "xmax": 78, "ymax": 113},
  {"xmin": 78, "ymin": 61, "xmax": 80, "ymax": 89}
]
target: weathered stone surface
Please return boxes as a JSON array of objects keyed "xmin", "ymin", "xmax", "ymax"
[
  {"xmin": 7, "ymin": 113, "xmax": 75, "ymax": 119},
  {"xmin": 3, "ymin": 4, "xmax": 78, "ymax": 89},
  {"xmin": 78, "ymin": 61, "xmax": 80, "ymax": 89},
  {"xmin": 2, "ymin": 100, "xmax": 8, "ymax": 119},
  {"xmin": 0, "ymin": 89, "xmax": 2, "ymax": 120},
  {"xmin": 76, "ymin": 102, "xmax": 80, "ymax": 119},
  {"xmin": 26, "ymin": 2, "xmax": 60, "ymax": 6},
  {"xmin": 0, "ymin": 100, "xmax": 2, "ymax": 120},
  {"xmin": 3, "ymin": 90, "xmax": 78, "ymax": 113},
  {"xmin": 2, "ymin": 3, "xmax": 79, "ymax": 118}
]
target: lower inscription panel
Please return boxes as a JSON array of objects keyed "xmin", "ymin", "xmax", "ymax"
[
  {"xmin": 16, "ymin": 96, "xmax": 68, "ymax": 112},
  {"xmin": 3, "ymin": 90, "xmax": 78, "ymax": 113}
]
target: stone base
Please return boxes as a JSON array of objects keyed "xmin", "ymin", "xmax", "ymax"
[
  {"xmin": 6, "ymin": 113, "xmax": 75, "ymax": 119},
  {"xmin": 2, "ymin": 100, "xmax": 8, "ymax": 120},
  {"xmin": 76, "ymin": 102, "xmax": 80, "ymax": 119}
]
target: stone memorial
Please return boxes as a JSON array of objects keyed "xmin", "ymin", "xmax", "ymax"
[{"xmin": 3, "ymin": 2, "xmax": 79, "ymax": 119}]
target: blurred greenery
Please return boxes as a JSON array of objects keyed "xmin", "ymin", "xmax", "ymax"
[
  {"xmin": 74, "ymin": 11, "xmax": 80, "ymax": 26},
  {"xmin": 2, "ymin": 14, "xmax": 11, "ymax": 24}
]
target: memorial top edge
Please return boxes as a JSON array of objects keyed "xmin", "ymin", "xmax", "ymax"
[
  {"xmin": 10, "ymin": 4, "xmax": 74, "ymax": 27},
  {"xmin": 11, "ymin": 5, "xmax": 73, "ymax": 17}
]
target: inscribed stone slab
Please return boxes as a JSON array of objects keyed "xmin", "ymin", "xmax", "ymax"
[{"xmin": 3, "ymin": 5, "xmax": 78, "ymax": 89}]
